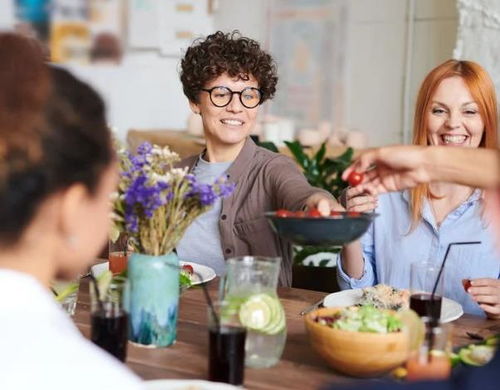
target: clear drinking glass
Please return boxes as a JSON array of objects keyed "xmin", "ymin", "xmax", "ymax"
[
  {"xmin": 90, "ymin": 276, "xmax": 129, "ymax": 362},
  {"xmin": 208, "ymin": 301, "xmax": 246, "ymax": 386},
  {"xmin": 51, "ymin": 277, "xmax": 81, "ymax": 316},
  {"xmin": 406, "ymin": 317, "xmax": 452, "ymax": 381},
  {"xmin": 221, "ymin": 256, "xmax": 287, "ymax": 368},
  {"xmin": 108, "ymin": 233, "xmax": 129, "ymax": 274},
  {"xmin": 409, "ymin": 261, "xmax": 445, "ymax": 319}
]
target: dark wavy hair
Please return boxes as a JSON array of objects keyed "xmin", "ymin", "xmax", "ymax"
[
  {"xmin": 180, "ymin": 30, "xmax": 278, "ymax": 104},
  {"xmin": 0, "ymin": 33, "xmax": 112, "ymax": 246}
]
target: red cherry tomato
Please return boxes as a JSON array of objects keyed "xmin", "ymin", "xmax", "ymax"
[
  {"xmin": 347, "ymin": 211, "xmax": 361, "ymax": 217},
  {"xmin": 330, "ymin": 211, "xmax": 342, "ymax": 217},
  {"xmin": 307, "ymin": 208, "xmax": 322, "ymax": 218},
  {"xmin": 276, "ymin": 209, "xmax": 292, "ymax": 218},
  {"xmin": 182, "ymin": 264, "xmax": 194, "ymax": 275},
  {"xmin": 294, "ymin": 210, "xmax": 306, "ymax": 218},
  {"xmin": 347, "ymin": 171, "xmax": 364, "ymax": 186}
]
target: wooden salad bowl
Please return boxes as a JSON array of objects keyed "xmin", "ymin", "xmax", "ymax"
[{"xmin": 304, "ymin": 307, "xmax": 409, "ymax": 377}]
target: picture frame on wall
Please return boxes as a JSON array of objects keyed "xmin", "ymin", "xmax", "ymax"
[{"xmin": 128, "ymin": 0, "xmax": 214, "ymax": 57}]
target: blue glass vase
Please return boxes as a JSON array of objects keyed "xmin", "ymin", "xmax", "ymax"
[{"xmin": 128, "ymin": 252, "xmax": 179, "ymax": 347}]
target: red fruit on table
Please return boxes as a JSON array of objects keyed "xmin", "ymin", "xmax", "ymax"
[
  {"xmin": 276, "ymin": 209, "xmax": 292, "ymax": 217},
  {"xmin": 307, "ymin": 208, "xmax": 322, "ymax": 217},
  {"xmin": 347, "ymin": 171, "xmax": 364, "ymax": 186},
  {"xmin": 330, "ymin": 211, "xmax": 341, "ymax": 217},
  {"xmin": 347, "ymin": 211, "xmax": 361, "ymax": 217},
  {"xmin": 294, "ymin": 211, "xmax": 306, "ymax": 217},
  {"xmin": 182, "ymin": 264, "xmax": 194, "ymax": 275}
]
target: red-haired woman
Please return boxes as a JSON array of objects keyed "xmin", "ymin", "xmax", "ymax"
[{"xmin": 338, "ymin": 60, "xmax": 500, "ymax": 318}]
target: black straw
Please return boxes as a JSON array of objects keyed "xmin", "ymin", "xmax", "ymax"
[
  {"xmin": 427, "ymin": 241, "xmax": 481, "ymax": 356},
  {"xmin": 430, "ymin": 241, "xmax": 481, "ymax": 300},
  {"xmin": 197, "ymin": 271, "xmax": 220, "ymax": 329},
  {"xmin": 175, "ymin": 264, "xmax": 220, "ymax": 328}
]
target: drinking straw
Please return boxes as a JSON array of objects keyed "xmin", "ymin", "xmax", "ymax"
[
  {"xmin": 427, "ymin": 241, "xmax": 481, "ymax": 357},
  {"xmin": 430, "ymin": 241, "xmax": 481, "ymax": 301},
  {"xmin": 198, "ymin": 273, "xmax": 220, "ymax": 329},
  {"xmin": 89, "ymin": 273, "xmax": 105, "ymax": 313},
  {"xmin": 171, "ymin": 264, "xmax": 220, "ymax": 328}
]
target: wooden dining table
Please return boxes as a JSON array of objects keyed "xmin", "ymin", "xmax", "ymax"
[{"xmin": 73, "ymin": 278, "xmax": 499, "ymax": 390}]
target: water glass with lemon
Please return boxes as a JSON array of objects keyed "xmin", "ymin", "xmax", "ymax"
[{"xmin": 221, "ymin": 256, "xmax": 287, "ymax": 368}]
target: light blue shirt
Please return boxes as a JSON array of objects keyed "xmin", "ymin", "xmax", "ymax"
[{"xmin": 337, "ymin": 190, "xmax": 500, "ymax": 316}]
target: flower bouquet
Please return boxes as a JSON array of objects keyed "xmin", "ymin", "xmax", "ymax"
[{"xmin": 112, "ymin": 142, "xmax": 234, "ymax": 347}]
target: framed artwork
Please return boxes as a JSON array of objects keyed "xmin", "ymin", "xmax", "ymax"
[
  {"xmin": 128, "ymin": 0, "xmax": 214, "ymax": 57},
  {"xmin": 268, "ymin": 0, "xmax": 348, "ymax": 130}
]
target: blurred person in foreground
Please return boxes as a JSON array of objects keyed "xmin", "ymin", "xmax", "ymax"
[
  {"xmin": 0, "ymin": 33, "xmax": 141, "ymax": 389},
  {"xmin": 175, "ymin": 31, "xmax": 340, "ymax": 286},
  {"xmin": 339, "ymin": 60, "xmax": 500, "ymax": 318},
  {"xmin": 325, "ymin": 145, "xmax": 500, "ymax": 390}
]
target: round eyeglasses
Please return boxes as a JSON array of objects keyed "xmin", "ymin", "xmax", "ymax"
[{"xmin": 201, "ymin": 86, "xmax": 262, "ymax": 109}]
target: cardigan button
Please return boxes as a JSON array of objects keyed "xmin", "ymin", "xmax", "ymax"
[
  {"xmin": 225, "ymin": 248, "xmax": 232, "ymax": 254},
  {"xmin": 221, "ymin": 214, "xmax": 227, "ymax": 220}
]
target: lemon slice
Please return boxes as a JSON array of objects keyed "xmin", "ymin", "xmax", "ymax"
[
  {"xmin": 397, "ymin": 309, "xmax": 425, "ymax": 352},
  {"xmin": 238, "ymin": 293, "xmax": 285, "ymax": 334},
  {"xmin": 239, "ymin": 294, "xmax": 273, "ymax": 330}
]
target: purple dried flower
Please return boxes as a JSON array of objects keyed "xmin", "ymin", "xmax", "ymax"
[
  {"xmin": 137, "ymin": 142, "xmax": 153, "ymax": 155},
  {"xmin": 124, "ymin": 174, "xmax": 170, "ymax": 222}
]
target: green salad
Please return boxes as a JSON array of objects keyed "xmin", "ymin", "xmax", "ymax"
[{"xmin": 316, "ymin": 305, "xmax": 403, "ymax": 333}]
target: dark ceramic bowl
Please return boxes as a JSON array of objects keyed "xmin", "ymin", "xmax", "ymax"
[{"xmin": 265, "ymin": 211, "xmax": 378, "ymax": 246}]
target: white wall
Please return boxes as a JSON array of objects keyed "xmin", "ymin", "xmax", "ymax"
[
  {"xmin": 0, "ymin": 0, "xmax": 15, "ymax": 29},
  {"xmin": 0, "ymin": 0, "xmax": 458, "ymax": 145},
  {"xmin": 214, "ymin": 0, "xmax": 458, "ymax": 146},
  {"xmin": 66, "ymin": 53, "xmax": 190, "ymax": 139}
]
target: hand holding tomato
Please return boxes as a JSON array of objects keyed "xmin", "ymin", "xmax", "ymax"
[{"xmin": 344, "ymin": 186, "xmax": 378, "ymax": 213}]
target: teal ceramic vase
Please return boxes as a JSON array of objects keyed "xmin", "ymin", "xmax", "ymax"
[{"xmin": 128, "ymin": 252, "xmax": 179, "ymax": 347}]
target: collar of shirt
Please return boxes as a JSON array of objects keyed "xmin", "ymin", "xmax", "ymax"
[
  {"xmin": 184, "ymin": 137, "xmax": 256, "ymax": 183},
  {"xmin": 401, "ymin": 189, "xmax": 482, "ymax": 231}
]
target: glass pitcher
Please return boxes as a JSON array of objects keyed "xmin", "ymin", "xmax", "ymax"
[{"xmin": 220, "ymin": 256, "xmax": 287, "ymax": 368}]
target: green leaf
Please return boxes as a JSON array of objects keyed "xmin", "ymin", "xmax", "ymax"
[
  {"xmin": 285, "ymin": 141, "xmax": 310, "ymax": 170},
  {"xmin": 314, "ymin": 142, "xmax": 327, "ymax": 166},
  {"xmin": 258, "ymin": 141, "xmax": 279, "ymax": 153}
]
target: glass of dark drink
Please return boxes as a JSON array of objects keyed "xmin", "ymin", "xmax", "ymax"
[
  {"xmin": 90, "ymin": 276, "xmax": 128, "ymax": 361},
  {"xmin": 410, "ymin": 261, "xmax": 444, "ymax": 319},
  {"xmin": 208, "ymin": 301, "xmax": 246, "ymax": 386}
]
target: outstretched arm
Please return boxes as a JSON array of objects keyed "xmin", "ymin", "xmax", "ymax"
[{"xmin": 342, "ymin": 146, "xmax": 500, "ymax": 194}]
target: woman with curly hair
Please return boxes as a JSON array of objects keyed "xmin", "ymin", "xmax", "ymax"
[{"xmin": 176, "ymin": 31, "xmax": 341, "ymax": 286}]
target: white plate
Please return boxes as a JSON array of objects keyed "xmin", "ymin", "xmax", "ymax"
[
  {"xmin": 90, "ymin": 261, "xmax": 216, "ymax": 286},
  {"xmin": 323, "ymin": 289, "xmax": 463, "ymax": 323},
  {"xmin": 143, "ymin": 379, "xmax": 239, "ymax": 390},
  {"xmin": 180, "ymin": 261, "xmax": 216, "ymax": 285}
]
